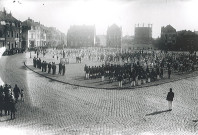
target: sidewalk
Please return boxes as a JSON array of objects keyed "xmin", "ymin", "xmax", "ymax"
[{"xmin": 25, "ymin": 51, "xmax": 198, "ymax": 89}]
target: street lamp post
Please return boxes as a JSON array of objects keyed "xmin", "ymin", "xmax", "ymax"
[{"xmin": 29, "ymin": 42, "xmax": 32, "ymax": 58}]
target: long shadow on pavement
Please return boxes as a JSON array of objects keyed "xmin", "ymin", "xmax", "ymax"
[{"xmin": 145, "ymin": 110, "xmax": 171, "ymax": 116}]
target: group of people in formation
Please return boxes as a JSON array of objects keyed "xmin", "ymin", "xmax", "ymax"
[
  {"xmin": 0, "ymin": 84, "xmax": 24, "ymax": 119},
  {"xmin": 84, "ymin": 50, "xmax": 197, "ymax": 87},
  {"xmin": 33, "ymin": 57, "xmax": 66, "ymax": 75}
]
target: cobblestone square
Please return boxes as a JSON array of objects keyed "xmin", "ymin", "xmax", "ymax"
[
  {"xmin": 1, "ymin": 0, "xmax": 198, "ymax": 134},
  {"xmin": 1, "ymin": 53, "xmax": 198, "ymax": 135}
]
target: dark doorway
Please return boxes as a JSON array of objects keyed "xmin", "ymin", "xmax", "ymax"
[{"xmin": 30, "ymin": 41, "xmax": 35, "ymax": 48}]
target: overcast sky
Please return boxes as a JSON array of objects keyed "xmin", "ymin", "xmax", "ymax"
[{"xmin": 0, "ymin": 0, "xmax": 198, "ymax": 38}]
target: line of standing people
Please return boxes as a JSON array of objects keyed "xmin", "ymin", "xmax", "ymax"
[{"xmin": 33, "ymin": 57, "xmax": 66, "ymax": 75}]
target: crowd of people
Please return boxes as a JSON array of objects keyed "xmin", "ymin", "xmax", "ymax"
[
  {"xmin": 33, "ymin": 48, "xmax": 198, "ymax": 88},
  {"xmin": 84, "ymin": 50, "xmax": 198, "ymax": 87},
  {"xmin": 0, "ymin": 84, "xmax": 23, "ymax": 119},
  {"xmin": 33, "ymin": 57, "xmax": 66, "ymax": 75}
]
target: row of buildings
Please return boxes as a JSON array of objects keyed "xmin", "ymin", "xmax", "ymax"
[
  {"xmin": 160, "ymin": 25, "xmax": 198, "ymax": 51},
  {"xmin": 1, "ymin": 8, "xmax": 197, "ymax": 51},
  {"xmin": 0, "ymin": 8, "xmax": 160, "ymax": 51},
  {"xmin": 22, "ymin": 18, "xmax": 66, "ymax": 50},
  {"xmin": 0, "ymin": 8, "xmax": 66, "ymax": 53},
  {"xmin": 66, "ymin": 24, "xmax": 122, "ymax": 48},
  {"xmin": 66, "ymin": 23, "xmax": 198, "ymax": 50},
  {"xmin": 66, "ymin": 23, "xmax": 152, "ymax": 49}
]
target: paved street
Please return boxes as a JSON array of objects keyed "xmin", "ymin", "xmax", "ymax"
[{"xmin": 1, "ymin": 52, "xmax": 198, "ymax": 135}]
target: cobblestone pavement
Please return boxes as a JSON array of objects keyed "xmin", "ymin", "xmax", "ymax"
[{"xmin": 0, "ymin": 52, "xmax": 198, "ymax": 135}]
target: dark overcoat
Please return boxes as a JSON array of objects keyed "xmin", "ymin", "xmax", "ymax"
[{"xmin": 166, "ymin": 91, "xmax": 174, "ymax": 101}]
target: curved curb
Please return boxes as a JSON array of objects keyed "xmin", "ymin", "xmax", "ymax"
[{"xmin": 24, "ymin": 62, "xmax": 198, "ymax": 90}]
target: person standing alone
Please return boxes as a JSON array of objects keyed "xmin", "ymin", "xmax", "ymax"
[
  {"xmin": 166, "ymin": 88, "xmax": 174, "ymax": 111},
  {"xmin": 13, "ymin": 84, "xmax": 20, "ymax": 103}
]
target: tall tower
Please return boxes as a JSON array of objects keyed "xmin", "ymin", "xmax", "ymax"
[{"xmin": 134, "ymin": 23, "xmax": 152, "ymax": 44}]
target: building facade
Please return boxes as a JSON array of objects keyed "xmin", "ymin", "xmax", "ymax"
[
  {"xmin": 46, "ymin": 27, "xmax": 66, "ymax": 49},
  {"xmin": 176, "ymin": 30, "xmax": 198, "ymax": 51},
  {"xmin": 22, "ymin": 18, "xmax": 46, "ymax": 50},
  {"xmin": 67, "ymin": 25, "xmax": 95, "ymax": 48},
  {"xmin": 0, "ymin": 8, "xmax": 22, "ymax": 53},
  {"xmin": 106, "ymin": 24, "xmax": 122, "ymax": 48},
  {"xmin": 28, "ymin": 25, "xmax": 46, "ymax": 48},
  {"xmin": 161, "ymin": 25, "xmax": 177, "ymax": 45},
  {"xmin": 95, "ymin": 35, "xmax": 106, "ymax": 47},
  {"xmin": 134, "ymin": 24, "xmax": 152, "ymax": 44}
]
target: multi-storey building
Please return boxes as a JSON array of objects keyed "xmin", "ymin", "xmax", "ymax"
[
  {"xmin": 0, "ymin": 8, "xmax": 22, "ymax": 53},
  {"xmin": 46, "ymin": 27, "xmax": 66, "ymax": 48},
  {"xmin": 161, "ymin": 25, "xmax": 177, "ymax": 45},
  {"xmin": 134, "ymin": 24, "xmax": 152, "ymax": 44},
  {"xmin": 67, "ymin": 25, "xmax": 95, "ymax": 48},
  {"xmin": 176, "ymin": 30, "xmax": 198, "ymax": 51},
  {"xmin": 106, "ymin": 24, "xmax": 122, "ymax": 48},
  {"xmin": 22, "ymin": 18, "xmax": 46, "ymax": 49},
  {"xmin": 28, "ymin": 24, "xmax": 46, "ymax": 49}
]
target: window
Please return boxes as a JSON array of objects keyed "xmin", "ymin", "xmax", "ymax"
[
  {"xmin": 16, "ymin": 33, "xmax": 19, "ymax": 38},
  {"xmin": 7, "ymin": 42, "xmax": 10, "ymax": 49},
  {"xmin": 7, "ymin": 31, "xmax": 10, "ymax": 37},
  {"xmin": 0, "ymin": 30, "xmax": 3, "ymax": 37},
  {"xmin": 173, "ymin": 40, "xmax": 176, "ymax": 44},
  {"xmin": 11, "ymin": 31, "xmax": 14, "ymax": 37},
  {"xmin": 165, "ymin": 34, "xmax": 168, "ymax": 39},
  {"xmin": 31, "ymin": 33, "xmax": 34, "ymax": 39}
]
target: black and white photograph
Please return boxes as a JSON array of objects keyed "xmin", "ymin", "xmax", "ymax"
[{"xmin": 0, "ymin": 0, "xmax": 198, "ymax": 134}]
